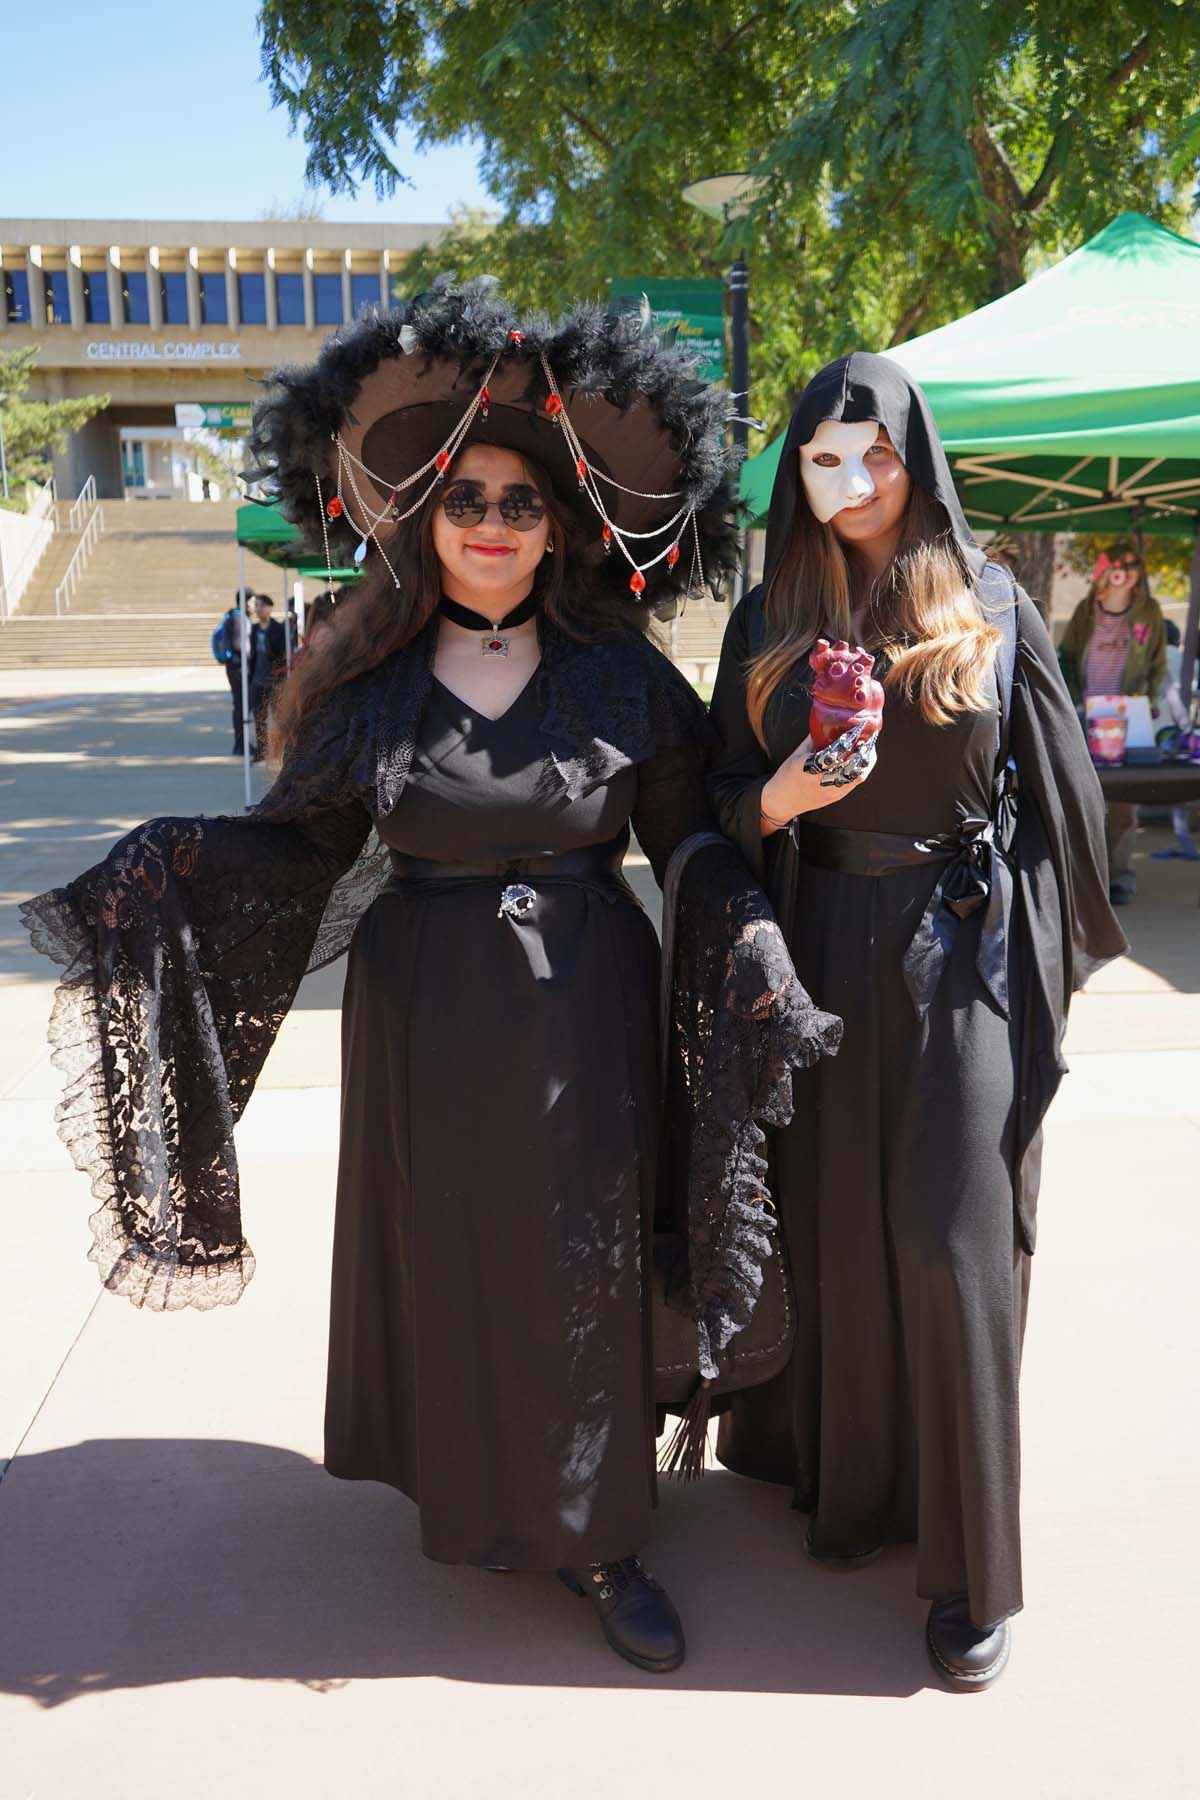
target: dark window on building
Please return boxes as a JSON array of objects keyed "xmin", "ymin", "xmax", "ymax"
[
  {"xmin": 200, "ymin": 272, "xmax": 227, "ymax": 325},
  {"xmin": 4, "ymin": 268, "xmax": 31, "ymax": 323},
  {"xmin": 45, "ymin": 269, "xmax": 71, "ymax": 324},
  {"xmin": 162, "ymin": 271, "xmax": 189, "ymax": 324},
  {"xmin": 237, "ymin": 272, "xmax": 267, "ymax": 324},
  {"xmin": 82, "ymin": 270, "xmax": 110, "ymax": 324},
  {"xmin": 276, "ymin": 272, "xmax": 305, "ymax": 325},
  {"xmin": 313, "ymin": 271, "xmax": 343, "ymax": 325},
  {"xmin": 351, "ymin": 272, "xmax": 380, "ymax": 317},
  {"xmin": 124, "ymin": 270, "xmax": 151, "ymax": 324}
]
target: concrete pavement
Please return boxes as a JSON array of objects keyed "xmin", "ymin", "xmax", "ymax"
[{"xmin": 1, "ymin": 665, "xmax": 1197, "ymax": 1799}]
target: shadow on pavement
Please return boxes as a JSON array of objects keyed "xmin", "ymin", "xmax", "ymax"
[{"xmin": 0, "ymin": 1437, "xmax": 933, "ymax": 1704}]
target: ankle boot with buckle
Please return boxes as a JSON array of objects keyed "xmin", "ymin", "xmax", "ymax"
[
  {"xmin": 926, "ymin": 1596, "xmax": 1012, "ymax": 1691},
  {"xmin": 558, "ymin": 1555, "xmax": 685, "ymax": 1673}
]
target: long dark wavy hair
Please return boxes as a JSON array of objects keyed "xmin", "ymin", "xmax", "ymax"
[{"xmin": 266, "ymin": 446, "xmax": 647, "ymax": 764}]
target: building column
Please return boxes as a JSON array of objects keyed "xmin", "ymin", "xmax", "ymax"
[
  {"xmin": 341, "ymin": 250, "xmax": 352, "ymax": 324},
  {"xmin": 147, "ymin": 249, "xmax": 163, "ymax": 330},
  {"xmin": 0, "ymin": 252, "xmax": 9, "ymax": 334},
  {"xmin": 186, "ymin": 249, "xmax": 201, "ymax": 329},
  {"xmin": 265, "ymin": 248, "xmax": 279, "ymax": 330},
  {"xmin": 27, "ymin": 246, "xmax": 47, "ymax": 328},
  {"xmin": 303, "ymin": 250, "xmax": 316, "ymax": 329},
  {"xmin": 225, "ymin": 250, "xmax": 239, "ymax": 329},
  {"xmin": 67, "ymin": 247, "xmax": 85, "ymax": 330},
  {"xmin": 379, "ymin": 250, "xmax": 391, "ymax": 310},
  {"xmin": 106, "ymin": 246, "xmax": 123, "ymax": 326}
]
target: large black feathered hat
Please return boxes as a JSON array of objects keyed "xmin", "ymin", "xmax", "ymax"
[{"xmin": 245, "ymin": 276, "xmax": 741, "ymax": 607}]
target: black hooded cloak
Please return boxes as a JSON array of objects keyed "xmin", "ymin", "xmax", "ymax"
[{"xmin": 707, "ymin": 352, "xmax": 1126, "ymax": 1627}]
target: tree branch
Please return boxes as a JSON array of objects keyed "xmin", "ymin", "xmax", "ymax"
[
  {"xmin": 1023, "ymin": 30, "xmax": 1156, "ymax": 214},
  {"xmin": 562, "ymin": 104, "xmax": 615, "ymax": 157},
  {"xmin": 718, "ymin": 12, "xmax": 762, "ymax": 56},
  {"xmin": 887, "ymin": 292, "xmax": 933, "ymax": 347}
]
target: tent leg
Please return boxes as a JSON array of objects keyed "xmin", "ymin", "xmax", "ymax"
[
  {"xmin": 240, "ymin": 547, "xmax": 252, "ymax": 812},
  {"xmin": 1181, "ymin": 526, "xmax": 1200, "ymax": 730},
  {"xmin": 283, "ymin": 564, "xmax": 291, "ymax": 671}
]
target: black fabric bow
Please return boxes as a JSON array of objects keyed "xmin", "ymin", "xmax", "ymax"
[{"xmin": 902, "ymin": 811, "xmax": 1012, "ymax": 1019}]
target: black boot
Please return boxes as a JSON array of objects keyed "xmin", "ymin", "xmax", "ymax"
[
  {"xmin": 803, "ymin": 1523, "xmax": 883, "ymax": 1571},
  {"xmin": 926, "ymin": 1597, "xmax": 1011, "ymax": 1691},
  {"xmin": 558, "ymin": 1556, "xmax": 685, "ymax": 1673}
]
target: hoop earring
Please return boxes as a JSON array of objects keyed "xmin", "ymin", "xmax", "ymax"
[{"xmin": 545, "ymin": 540, "xmax": 555, "ymax": 554}]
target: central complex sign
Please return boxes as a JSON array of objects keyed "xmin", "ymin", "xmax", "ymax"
[{"xmin": 85, "ymin": 341, "xmax": 243, "ymax": 362}]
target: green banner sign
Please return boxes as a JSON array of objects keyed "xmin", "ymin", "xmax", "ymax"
[
  {"xmin": 609, "ymin": 279, "xmax": 725, "ymax": 383},
  {"xmin": 174, "ymin": 402, "xmax": 254, "ymax": 431}
]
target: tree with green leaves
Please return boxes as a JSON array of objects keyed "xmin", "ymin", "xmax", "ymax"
[
  {"xmin": 257, "ymin": 3, "xmax": 1200, "ymax": 602},
  {"xmin": 0, "ymin": 347, "xmax": 109, "ymax": 512},
  {"xmin": 258, "ymin": 0, "xmax": 1200, "ymax": 432}
]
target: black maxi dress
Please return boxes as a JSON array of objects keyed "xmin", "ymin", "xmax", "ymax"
[
  {"xmin": 708, "ymin": 586, "xmax": 1127, "ymax": 1629},
  {"xmin": 327, "ymin": 671, "xmax": 682, "ymax": 1567}
]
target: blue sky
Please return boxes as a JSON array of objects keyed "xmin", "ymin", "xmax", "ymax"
[{"xmin": 2, "ymin": 0, "xmax": 491, "ymax": 225}]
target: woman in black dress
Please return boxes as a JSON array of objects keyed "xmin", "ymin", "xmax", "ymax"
[
  {"xmin": 22, "ymin": 288, "xmax": 829, "ymax": 1675},
  {"xmin": 708, "ymin": 353, "xmax": 1126, "ymax": 1689}
]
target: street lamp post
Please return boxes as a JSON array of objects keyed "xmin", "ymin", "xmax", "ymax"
[{"xmin": 681, "ymin": 172, "xmax": 765, "ymax": 599}]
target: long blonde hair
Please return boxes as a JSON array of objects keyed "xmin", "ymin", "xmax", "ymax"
[{"xmin": 745, "ymin": 483, "xmax": 1002, "ymax": 745}]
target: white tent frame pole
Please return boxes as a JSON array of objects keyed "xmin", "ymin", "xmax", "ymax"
[
  {"xmin": 239, "ymin": 547, "xmax": 252, "ymax": 811},
  {"xmin": 1180, "ymin": 526, "xmax": 1200, "ymax": 718},
  {"xmin": 283, "ymin": 563, "xmax": 292, "ymax": 670}
]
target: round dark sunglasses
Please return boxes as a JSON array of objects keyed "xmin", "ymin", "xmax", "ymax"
[{"xmin": 440, "ymin": 482, "xmax": 546, "ymax": 532}]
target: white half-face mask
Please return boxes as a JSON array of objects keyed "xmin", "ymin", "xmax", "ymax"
[{"xmin": 799, "ymin": 419, "xmax": 884, "ymax": 523}]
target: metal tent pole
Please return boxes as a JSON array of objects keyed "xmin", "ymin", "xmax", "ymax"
[
  {"xmin": 239, "ymin": 547, "xmax": 252, "ymax": 811},
  {"xmin": 283, "ymin": 564, "xmax": 292, "ymax": 670},
  {"xmin": 1180, "ymin": 520, "xmax": 1200, "ymax": 728}
]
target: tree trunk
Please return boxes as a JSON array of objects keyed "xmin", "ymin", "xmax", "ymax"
[{"xmin": 1012, "ymin": 533, "xmax": 1056, "ymax": 622}]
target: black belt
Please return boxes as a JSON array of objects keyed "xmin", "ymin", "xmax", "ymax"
[
  {"xmin": 790, "ymin": 817, "xmax": 1013, "ymax": 1021},
  {"xmin": 383, "ymin": 841, "xmax": 637, "ymax": 920}
]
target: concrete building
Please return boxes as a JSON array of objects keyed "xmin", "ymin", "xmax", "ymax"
[{"xmin": 1, "ymin": 216, "xmax": 448, "ymax": 500}]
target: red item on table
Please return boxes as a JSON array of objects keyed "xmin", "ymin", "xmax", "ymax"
[{"xmin": 808, "ymin": 639, "xmax": 885, "ymax": 751}]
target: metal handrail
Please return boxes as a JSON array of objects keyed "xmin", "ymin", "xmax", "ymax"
[
  {"xmin": 68, "ymin": 474, "xmax": 98, "ymax": 532},
  {"xmin": 54, "ymin": 504, "xmax": 105, "ymax": 616}
]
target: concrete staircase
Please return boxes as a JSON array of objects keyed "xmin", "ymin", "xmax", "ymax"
[{"xmin": 0, "ymin": 499, "xmax": 250, "ymax": 669}]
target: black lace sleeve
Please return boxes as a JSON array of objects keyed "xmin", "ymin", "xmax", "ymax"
[
  {"xmin": 20, "ymin": 694, "xmax": 373, "ymax": 1312},
  {"xmin": 666, "ymin": 837, "xmax": 842, "ymax": 1377}
]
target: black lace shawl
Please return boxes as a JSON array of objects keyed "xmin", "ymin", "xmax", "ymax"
[{"xmin": 21, "ymin": 617, "xmax": 840, "ymax": 1375}]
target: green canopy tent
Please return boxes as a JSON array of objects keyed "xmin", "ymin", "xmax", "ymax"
[
  {"xmin": 235, "ymin": 500, "xmax": 362, "ymax": 581},
  {"xmin": 739, "ymin": 213, "xmax": 1200, "ymax": 702}
]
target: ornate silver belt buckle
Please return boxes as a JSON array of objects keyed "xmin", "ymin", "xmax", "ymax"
[{"xmin": 498, "ymin": 882, "xmax": 536, "ymax": 921}]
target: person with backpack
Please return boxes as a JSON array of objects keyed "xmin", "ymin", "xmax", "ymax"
[
  {"xmin": 212, "ymin": 592, "xmax": 252, "ymax": 756},
  {"xmin": 706, "ymin": 353, "xmax": 1126, "ymax": 1690}
]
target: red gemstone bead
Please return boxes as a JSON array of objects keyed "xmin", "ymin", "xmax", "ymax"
[
  {"xmin": 601, "ymin": 524, "xmax": 613, "ymax": 553},
  {"xmin": 508, "ymin": 329, "xmax": 525, "ymax": 345},
  {"xmin": 545, "ymin": 393, "xmax": 563, "ymax": 418},
  {"xmin": 326, "ymin": 495, "xmax": 343, "ymax": 519},
  {"xmin": 479, "ymin": 385, "xmax": 491, "ymax": 417},
  {"xmin": 666, "ymin": 543, "xmax": 680, "ymax": 567},
  {"xmin": 629, "ymin": 569, "xmax": 646, "ymax": 594},
  {"xmin": 575, "ymin": 457, "xmax": 587, "ymax": 485},
  {"xmin": 435, "ymin": 450, "xmax": 451, "ymax": 475}
]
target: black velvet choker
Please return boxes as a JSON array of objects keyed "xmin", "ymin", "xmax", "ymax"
[{"xmin": 438, "ymin": 593, "xmax": 539, "ymax": 632}]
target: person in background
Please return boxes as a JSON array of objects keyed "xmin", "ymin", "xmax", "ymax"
[
  {"xmin": 1059, "ymin": 543, "xmax": 1168, "ymax": 905},
  {"xmin": 248, "ymin": 594, "xmax": 287, "ymax": 763},
  {"xmin": 211, "ymin": 590, "xmax": 253, "ymax": 757}
]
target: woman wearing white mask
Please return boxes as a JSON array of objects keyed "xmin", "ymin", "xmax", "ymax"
[{"xmin": 707, "ymin": 353, "xmax": 1126, "ymax": 1689}]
